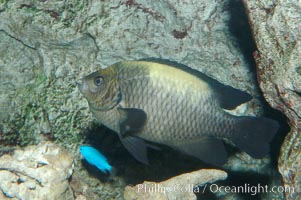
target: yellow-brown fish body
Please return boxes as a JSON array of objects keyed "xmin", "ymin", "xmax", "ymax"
[{"xmin": 79, "ymin": 59, "xmax": 279, "ymax": 165}]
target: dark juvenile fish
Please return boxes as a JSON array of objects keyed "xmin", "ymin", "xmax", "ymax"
[{"xmin": 78, "ymin": 58, "xmax": 279, "ymax": 165}]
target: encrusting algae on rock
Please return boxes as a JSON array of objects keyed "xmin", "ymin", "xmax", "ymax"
[{"xmin": 78, "ymin": 58, "xmax": 279, "ymax": 166}]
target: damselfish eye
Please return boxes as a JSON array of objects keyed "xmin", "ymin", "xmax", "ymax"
[{"xmin": 94, "ymin": 76, "xmax": 104, "ymax": 86}]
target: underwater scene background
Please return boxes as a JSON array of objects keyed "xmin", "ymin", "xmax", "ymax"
[{"xmin": 0, "ymin": 0, "xmax": 300, "ymax": 199}]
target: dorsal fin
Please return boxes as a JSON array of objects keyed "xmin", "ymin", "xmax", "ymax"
[{"xmin": 139, "ymin": 58, "xmax": 252, "ymax": 110}]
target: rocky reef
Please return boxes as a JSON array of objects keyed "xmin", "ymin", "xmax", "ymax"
[
  {"xmin": 243, "ymin": 0, "xmax": 301, "ymax": 199},
  {"xmin": 0, "ymin": 0, "xmax": 261, "ymax": 147},
  {"xmin": 0, "ymin": 142, "xmax": 74, "ymax": 200},
  {"xmin": 0, "ymin": 0, "xmax": 299, "ymax": 199}
]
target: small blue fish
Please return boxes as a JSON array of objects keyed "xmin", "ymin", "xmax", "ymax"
[{"xmin": 80, "ymin": 145, "xmax": 112, "ymax": 174}]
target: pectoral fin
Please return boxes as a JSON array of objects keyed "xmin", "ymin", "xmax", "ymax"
[
  {"xmin": 172, "ymin": 137, "xmax": 227, "ymax": 166},
  {"xmin": 119, "ymin": 135, "xmax": 149, "ymax": 164},
  {"xmin": 118, "ymin": 108, "xmax": 147, "ymax": 136}
]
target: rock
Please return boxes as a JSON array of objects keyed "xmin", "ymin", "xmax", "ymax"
[
  {"xmin": 0, "ymin": 0, "xmax": 262, "ymax": 148},
  {"xmin": 0, "ymin": 142, "xmax": 74, "ymax": 200},
  {"xmin": 69, "ymin": 169, "xmax": 125, "ymax": 200},
  {"xmin": 75, "ymin": 195, "xmax": 88, "ymax": 200},
  {"xmin": 0, "ymin": 0, "xmax": 281, "ymax": 199},
  {"xmin": 243, "ymin": 0, "xmax": 301, "ymax": 199},
  {"xmin": 124, "ymin": 169, "xmax": 227, "ymax": 200}
]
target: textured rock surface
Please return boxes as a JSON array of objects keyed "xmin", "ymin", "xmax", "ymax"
[
  {"xmin": 0, "ymin": 0, "xmax": 283, "ymax": 199},
  {"xmin": 124, "ymin": 169, "xmax": 227, "ymax": 200},
  {"xmin": 243, "ymin": 0, "xmax": 301, "ymax": 199},
  {"xmin": 0, "ymin": 0, "xmax": 262, "ymax": 147},
  {"xmin": 0, "ymin": 142, "xmax": 74, "ymax": 200},
  {"xmin": 70, "ymin": 166, "xmax": 125, "ymax": 200}
]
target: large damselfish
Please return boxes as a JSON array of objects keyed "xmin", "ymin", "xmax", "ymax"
[{"xmin": 78, "ymin": 59, "xmax": 279, "ymax": 165}]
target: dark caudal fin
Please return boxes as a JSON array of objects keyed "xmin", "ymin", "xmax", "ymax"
[{"xmin": 232, "ymin": 116, "xmax": 279, "ymax": 158}]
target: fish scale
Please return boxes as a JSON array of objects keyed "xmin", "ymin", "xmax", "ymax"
[
  {"xmin": 79, "ymin": 59, "xmax": 279, "ymax": 165},
  {"xmin": 118, "ymin": 68, "xmax": 233, "ymax": 144}
]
